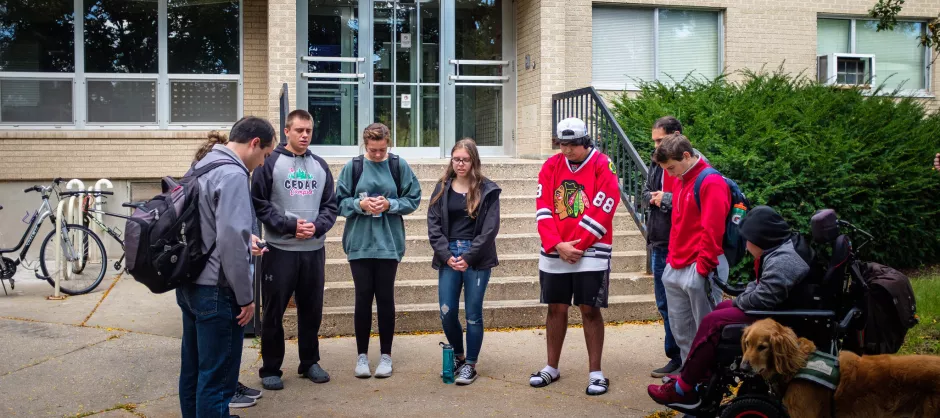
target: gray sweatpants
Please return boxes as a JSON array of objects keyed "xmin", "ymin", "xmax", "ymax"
[{"xmin": 663, "ymin": 255, "xmax": 728, "ymax": 365}]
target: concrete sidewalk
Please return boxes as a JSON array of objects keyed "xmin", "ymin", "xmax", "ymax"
[{"xmin": 0, "ymin": 273, "xmax": 673, "ymax": 417}]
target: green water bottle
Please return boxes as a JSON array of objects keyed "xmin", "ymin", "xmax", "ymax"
[{"xmin": 441, "ymin": 342, "xmax": 455, "ymax": 384}]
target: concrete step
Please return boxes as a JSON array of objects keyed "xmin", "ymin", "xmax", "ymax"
[
  {"xmin": 323, "ymin": 251, "xmax": 647, "ymax": 282},
  {"xmin": 327, "ymin": 159, "xmax": 543, "ymax": 180},
  {"xmin": 419, "ymin": 178, "xmax": 537, "ymax": 196},
  {"xmin": 285, "ymin": 294, "xmax": 659, "ymax": 337},
  {"xmin": 411, "ymin": 195, "xmax": 534, "ymax": 216},
  {"xmin": 334, "ymin": 212, "xmax": 638, "ymax": 237},
  {"xmin": 323, "ymin": 231, "xmax": 646, "ymax": 259},
  {"xmin": 322, "ymin": 272, "xmax": 652, "ymax": 307}
]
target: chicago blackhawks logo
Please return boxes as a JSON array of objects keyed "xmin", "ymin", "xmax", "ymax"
[{"xmin": 554, "ymin": 180, "xmax": 590, "ymax": 220}]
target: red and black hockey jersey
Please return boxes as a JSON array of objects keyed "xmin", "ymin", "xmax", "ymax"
[{"xmin": 536, "ymin": 148, "xmax": 621, "ymax": 273}]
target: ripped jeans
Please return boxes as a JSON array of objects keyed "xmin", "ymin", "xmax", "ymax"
[{"xmin": 438, "ymin": 240, "xmax": 491, "ymax": 364}]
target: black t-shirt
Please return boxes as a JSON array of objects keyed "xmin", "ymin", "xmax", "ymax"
[{"xmin": 447, "ymin": 187, "xmax": 476, "ymax": 240}]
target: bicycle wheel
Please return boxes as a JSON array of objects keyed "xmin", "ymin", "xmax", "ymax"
[{"xmin": 39, "ymin": 224, "xmax": 107, "ymax": 295}]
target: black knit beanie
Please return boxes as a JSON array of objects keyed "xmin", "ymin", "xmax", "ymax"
[{"xmin": 739, "ymin": 205, "xmax": 792, "ymax": 250}]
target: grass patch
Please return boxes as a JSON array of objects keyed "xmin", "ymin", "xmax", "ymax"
[{"xmin": 899, "ymin": 269, "xmax": 940, "ymax": 355}]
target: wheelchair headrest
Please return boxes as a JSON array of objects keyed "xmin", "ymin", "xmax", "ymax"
[
  {"xmin": 821, "ymin": 235, "xmax": 852, "ymax": 286},
  {"xmin": 811, "ymin": 209, "xmax": 840, "ymax": 244}
]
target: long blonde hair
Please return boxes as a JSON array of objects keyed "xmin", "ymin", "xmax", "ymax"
[
  {"xmin": 430, "ymin": 138, "xmax": 484, "ymax": 218},
  {"xmin": 193, "ymin": 130, "xmax": 229, "ymax": 162}
]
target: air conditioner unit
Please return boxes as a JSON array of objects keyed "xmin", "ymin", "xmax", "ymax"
[{"xmin": 817, "ymin": 53, "xmax": 876, "ymax": 89}]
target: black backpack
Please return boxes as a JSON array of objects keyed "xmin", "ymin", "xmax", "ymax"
[
  {"xmin": 351, "ymin": 153, "xmax": 402, "ymax": 197},
  {"xmin": 693, "ymin": 167, "xmax": 752, "ymax": 268},
  {"xmin": 124, "ymin": 160, "xmax": 243, "ymax": 293},
  {"xmin": 848, "ymin": 262, "xmax": 918, "ymax": 355}
]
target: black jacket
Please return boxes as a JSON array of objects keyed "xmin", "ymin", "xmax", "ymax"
[
  {"xmin": 643, "ymin": 161, "xmax": 672, "ymax": 249},
  {"xmin": 427, "ymin": 178, "xmax": 501, "ymax": 270}
]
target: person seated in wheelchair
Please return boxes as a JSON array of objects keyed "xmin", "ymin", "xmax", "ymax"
[{"xmin": 647, "ymin": 205, "xmax": 811, "ymax": 409}]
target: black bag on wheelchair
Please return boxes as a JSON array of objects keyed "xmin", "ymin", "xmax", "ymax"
[{"xmin": 848, "ymin": 262, "xmax": 918, "ymax": 355}]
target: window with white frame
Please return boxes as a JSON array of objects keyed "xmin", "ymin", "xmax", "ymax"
[
  {"xmin": 592, "ymin": 7, "xmax": 722, "ymax": 90},
  {"xmin": 817, "ymin": 17, "xmax": 929, "ymax": 93},
  {"xmin": 0, "ymin": 0, "xmax": 241, "ymax": 128}
]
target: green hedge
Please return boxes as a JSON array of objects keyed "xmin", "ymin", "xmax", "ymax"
[{"xmin": 611, "ymin": 70, "xmax": 940, "ymax": 272}]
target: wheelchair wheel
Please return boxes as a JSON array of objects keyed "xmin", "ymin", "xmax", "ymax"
[{"xmin": 719, "ymin": 396, "xmax": 787, "ymax": 418}]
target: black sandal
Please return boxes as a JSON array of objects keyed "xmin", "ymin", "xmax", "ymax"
[
  {"xmin": 529, "ymin": 370, "xmax": 559, "ymax": 388},
  {"xmin": 586, "ymin": 377, "xmax": 609, "ymax": 396}
]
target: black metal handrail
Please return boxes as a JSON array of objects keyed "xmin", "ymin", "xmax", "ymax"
[
  {"xmin": 551, "ymin": 87, "xmax": 649, "ymax": 238},
  {"xmin": 278, "ymin": 83, "xmax": 289, "ymax": 146}
]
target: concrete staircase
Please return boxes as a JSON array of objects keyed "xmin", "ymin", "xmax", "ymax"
[{"xmin": 281, "ymin": 159, "xmax": 657, "ymax": 337}]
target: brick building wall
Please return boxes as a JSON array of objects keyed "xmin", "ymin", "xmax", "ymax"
[
  {"xmin": 0, "ymin": 0, "xmax": 273, "ymax": 182},
  {"xmin": 511, "ymin": 0, "xmax": 938, "ymax": 158}
]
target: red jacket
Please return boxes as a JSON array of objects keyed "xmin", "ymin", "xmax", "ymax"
[
  {"xmin": 667, "ymin": 158, "xmax": 730, "ymax": 276},
  {"xmin": 536, "ymin": 149, "xmax": 621, "ymax": 273}
]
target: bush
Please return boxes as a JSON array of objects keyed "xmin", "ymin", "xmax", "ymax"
[{"xmin": 611, "ymin": 69, "xmax": 940, "ymax": 273}]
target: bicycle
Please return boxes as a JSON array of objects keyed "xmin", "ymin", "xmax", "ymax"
[
  {"xmin": 79, "ymin": 192, "xmax": 142, "ymax": 272},
  {"xmin": 0, "ymin": 178, "xmax": 108, "ymax": 296}
]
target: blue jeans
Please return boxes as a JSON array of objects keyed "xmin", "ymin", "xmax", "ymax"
[
  {"xmin": 652, "ymin": 246, "xmax": 680, "ymax": 363},
  {"xmin": 177, "ymin": 283, "xmax": 243, "ymax": 418},
  {"xmin": 439, "ymin": 240, "xmax": 491, "ymax": 364}
]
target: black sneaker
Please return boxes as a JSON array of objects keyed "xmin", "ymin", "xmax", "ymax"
[
  {"xmin": 440, "ymin": 356, "xmax": 466, "ymax": 377},
  {"xmin": 651, "ymin": 358, "xmax": 682, "ymax": 378},
  {"xmin": 236, "ymin": 382, "xmax": 262, "ymax": 400},
  {"xmin": 228, "ymin": 393, "xmax": 257, "ymax": 409},
  {"xmin": 455, "ymin": 364, "xmax": 477, "ymax": 385}
]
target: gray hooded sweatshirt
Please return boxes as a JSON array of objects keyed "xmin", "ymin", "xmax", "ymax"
[
  {"xmin": 193, "ymin": 145, "xmax": 254, "ymax": 306},
  {"xmin": 250, "ymin": 144, "xmax": 337, "ymax": 252}
]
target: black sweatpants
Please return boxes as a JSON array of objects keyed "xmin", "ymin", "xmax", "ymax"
[
  {"xmin": 349, "ymin": 259, "xmax": 399, "ymax": 355},
  {"xmin": 259, "ymin": 246, "xmax": 325, "ymax": 378}
]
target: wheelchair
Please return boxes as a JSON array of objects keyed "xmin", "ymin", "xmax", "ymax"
[{"xmin": 660, "ymin": 209, "xmax": 870, "ymax": 418}]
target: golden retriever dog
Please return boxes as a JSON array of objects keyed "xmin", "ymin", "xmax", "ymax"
[{"xmin": 740, "ymin": 318, "xmax": 940, "ymax": 417}]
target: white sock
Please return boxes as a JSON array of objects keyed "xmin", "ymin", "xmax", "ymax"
[
  {"xmin": 587, "ymin": 371, "xmax": 608, "ymax": 394},
  {"xmin": 530, "ymin": 365, "xmax": 559, "ymax": 384}
]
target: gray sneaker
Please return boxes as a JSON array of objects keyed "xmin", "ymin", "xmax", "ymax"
[
  {"xmin": 306, "ymin": 363, "xmax": 331, "ymax": 383},
  {"xmin": 236, "ymin": 382, "xmax": 262, "ymax": 399},
  {"xmin": 228, "ymin": 393, "xmax": 257, "ymax": 409},
  {"xmin": 261, "ymin": 376, "xmax": 284, "ymax": 391},
  {"xmin": 374, "ymin": 354, "xmax": 393, "ymax": 378},
  {"xmin": 651, "ymin": 358, "xmax": 682, "ymax": 378}
]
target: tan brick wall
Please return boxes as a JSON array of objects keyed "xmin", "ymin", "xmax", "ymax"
[
  {"xmin": 551, "ymin": 0, "xmax": 939, "ymax": 152},
  {"xmin": 0, "ymin": 131, "xmax": 208, "ymax": 181},
  {"xmin": 244, "ymin": 0, "xmax": 269, "ymax": 119},
  {"xmin": 514, "ymin": 0, "xmax": 543, "ymax": 159},
  {"xmin": 268, "ymin": 0, "xmax": 297, "ymax": 126}
]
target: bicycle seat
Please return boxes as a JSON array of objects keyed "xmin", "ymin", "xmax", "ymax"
[{"xmin": 122, "ymin": 201, "xmax": 147, "ymax": 209}]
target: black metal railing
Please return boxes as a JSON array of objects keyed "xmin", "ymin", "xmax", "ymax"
[
  {"xmin": 278, "ymin": 83, "xmax": 289, "ymax": 146},
  {"xmin": 551, "ymin": 87, "xmax": 649, "ymax": 238}
]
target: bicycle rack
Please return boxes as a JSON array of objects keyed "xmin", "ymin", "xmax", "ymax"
[
  {"xmin": 91, "ymin": 179, "xmax": 113, "ymax": 238},
  {"xmin": 52, "ymin": 199, "xmax": 67, "ymax": 299},
  {"xmin": 65, "ymin": 179, "xmax": 85, "ymax": 231}
]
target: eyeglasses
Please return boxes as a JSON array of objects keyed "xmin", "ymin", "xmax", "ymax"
[{"xmin": 451, "ymin": 157, "xmax": 471, "ymax": 166}]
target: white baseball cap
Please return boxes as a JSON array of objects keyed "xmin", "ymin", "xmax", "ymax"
[{"xmin": 556, "ymin": 117, "xmax": 588, "ymax": 141}]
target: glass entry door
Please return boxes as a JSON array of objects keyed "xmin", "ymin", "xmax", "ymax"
[
  {"xmin": 299, "ymin": 0, "xmax": 513, "ymax": 158},
  {"xmin": 373, "ymin": 0, "xmax": 440, "ymax": 153}
]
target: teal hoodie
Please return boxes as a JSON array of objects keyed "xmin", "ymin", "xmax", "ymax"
[{"xmin": 335, "ymin": 156, "xmax": 422, "ymax": 261}]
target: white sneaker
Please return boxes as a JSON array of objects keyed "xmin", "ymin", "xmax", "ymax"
[
  {"xmin": 355, "ymin": 354, "xmax": 371, "ymax": 378},
  {"xmin": 374, "ymin": 354, "xmax": 393, "ymax": 378}
]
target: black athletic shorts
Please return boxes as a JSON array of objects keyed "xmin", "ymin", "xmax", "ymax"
[{"xmin": 539, "ymin": 270, "xmax": 610, "ymax": 308}]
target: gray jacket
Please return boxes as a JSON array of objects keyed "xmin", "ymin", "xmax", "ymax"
[
  {"xmin": 733, "ymin": 239, "xmax": 810, "ymax": 311},
  {"xmin": 193, "ymin": 145, "xmax": 254, "ymax": 306}
]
